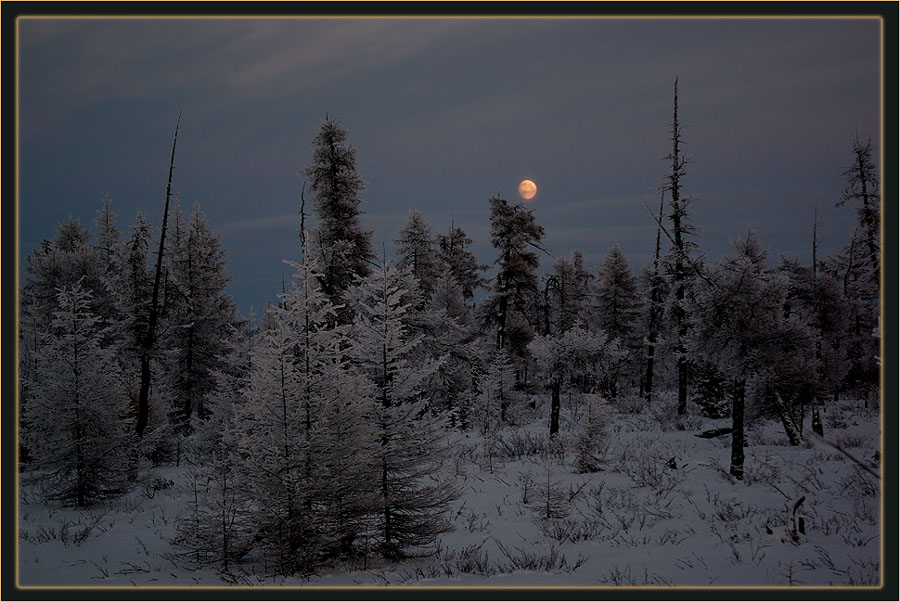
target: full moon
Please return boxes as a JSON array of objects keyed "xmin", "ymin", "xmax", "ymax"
[{"xmin": 518, "ymin": 179, "xmax": 537, "ymax": 201}]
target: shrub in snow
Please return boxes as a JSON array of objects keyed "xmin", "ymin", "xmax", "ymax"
[
  {"xmin": 574, "ymin": 394, "xmax": 613, "ymax": 473},
  {"xmin": 473, "ymin": 349, "xmax": 518, "ymax": 432},
  {"xmin": 694, "ymin": 362, "xmax": 729, "ymax": 418},
  {"xmin": 531, "ymin": 455, "xmax": 571, "ymax": 520},
  {"xmin": 172, "ymin": 444, "xmax": 252, "ymax": 572}
]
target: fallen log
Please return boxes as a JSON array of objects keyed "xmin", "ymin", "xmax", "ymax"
[{"xmin": 696, "ymin": 427, "xmax": 733, "ymax": 439}]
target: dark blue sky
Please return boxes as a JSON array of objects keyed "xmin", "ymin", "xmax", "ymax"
[{"xmin": 18, "ymin": 17, "xmax": 881, "ymax": 316}]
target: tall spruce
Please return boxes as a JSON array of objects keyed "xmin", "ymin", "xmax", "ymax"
[
  {"xmin": 348, "ymin": 260, "xmax": 456, "ymax": 559},
  {"xmin": 23, "ymin": 281, "xmax": 133, "ymax": 505},
  {"xmin": 437, "ymin": 223, "xmax": 487, "ymax": 302},
  {"xmin": 304, "ymin": 116, "xmax": 374, "ymax": 313},
  {"xmin": 394, "ymin": 209, "xmax": 441, "ymax": 297},
  {"xmin": 838, "ymin": 135, "xmax": 879, "ymax": 283},
  {"xmin": 549, "ymin": 250, "xmax": 591, "ymax": 335},
  {"xmin": 482, "ymin": 195, "xmax": 545, "ymax": 364},
  {"xmin": 21, "ymin": 217, "xmax": 111, "ymax": 448},
  {"xmin": 165, "ymin": 202, "xmax": 237, "ymax": 434},
  {"xmin": 592, "ymin": 242, "xmax": 641, "ymax": 398}
]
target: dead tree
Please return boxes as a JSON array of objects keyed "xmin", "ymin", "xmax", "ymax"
[
  {"xmin": 136, "ymin": 113, "xmax": 181, "ymax": 438},
  {"xmin": 643, "ymin": 189, "xmax": 665, "ymax": 401},
  {"xmin": 664, "ymin": 77, "xmax": 695, "ymax": 416}
]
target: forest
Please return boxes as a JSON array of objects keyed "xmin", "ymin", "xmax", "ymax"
[{"xmin": 17, "ymin": 84, "xmax": 881, "ymax": 587}]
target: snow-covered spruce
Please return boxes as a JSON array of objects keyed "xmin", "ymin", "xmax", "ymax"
[
  {"xmin": 348, "ymin": 260, "xmax": 459, "ymax": 560},
  {"xmin": 23, "ymin": 280, "xmax": 134, "ymax": 506}
]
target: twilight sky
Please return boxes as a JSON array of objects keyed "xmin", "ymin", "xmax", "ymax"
[{"xmin": 18, "ymin": 17, "xmax": 881, "ymax": 316}]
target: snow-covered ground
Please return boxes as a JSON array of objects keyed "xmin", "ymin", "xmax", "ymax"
[{"xmin": 17, "ymin": 394, "xmax": 881, "ymax": 589}]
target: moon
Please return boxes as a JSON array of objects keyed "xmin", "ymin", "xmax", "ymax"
[{"xmin": 518, "ymin": 179, "xmax": 537, "ymax": 201}]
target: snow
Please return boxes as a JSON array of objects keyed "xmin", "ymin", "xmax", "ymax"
[{"xmin": 17, "ymin": 394, "xmax": 881, "ymax": 589}]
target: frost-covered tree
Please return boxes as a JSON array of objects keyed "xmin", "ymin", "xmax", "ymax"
[
  {"xmin": 22, "ymin": 217, "xmax": 110, "ymax": 325},
  {"xmin": 349, "ymin": 260, "xmax": 457, "ymax": 559},
  {"xmin": 115, "ymin": 213, "xmax": 163, "ymax": 446},
  {"xmin": 392, "ymin": 268, "xmax": 479, "ymax": 422},
  {"xmin": 437, "ymin": 223, "xmax": 487, "ymax": 302},
  {"xmin": 234, "ymin": 304, "xmax": 320, "ymax": 575},
  {"xmin": 173, "ymin": 319, "xmax": 257, "ymax": 571},
  {"xmin": 838, "ymin": 135, "xmax": 879, "ymax": 281},
  {"xmin": 574, "ymin": 394, "xmax": 613, "ymax": 473},
  {"xmin": 481, "ymin": 195, "xmax": 545, "ymax": 368},
  {"xmin": 173, "ymin": 419, "xmax": 252, "ymax": 573},
  {"xmin": 304, "ymin": 116, "xmax": 374, "ymax": 313},
  {"xmin": 93, "ymin": 194, "xmax": 123, "ymax": 278},
  {"xmin": 226, "ymin": 251, "xmax": 380, "ymax": 574},
  {"xmin": 547, "ymin": 250, "xmax": 591, "ymax": 335},
  {"xmin": 826, "ymin": 136, "xmax": 880, "ymax": 398},
  {"xmin": 120, "ymin": 213, "xmax": 155, "ymax": 360},
  {"xmin": 691, "ymin": 231, "xmax": 809, "ymax": 479},
  {"xmin": 777, "ymin": 257, "xmax": 851, "ymax": 430},
  {"xmin": 592, "ymin": 242, "xmax": 641, "ymax": 395},
  {"xmin": 20, "ymin": 215, "xmax": 117, "ymax": 463},
  {"xmin": 528, "ymin": 322, "xmax": 624, "ymax": 436},
  {"xmin": 427, "ymin": 269, "xmax": 481, "ymax": 422},
  {"xmin": 473, "ymin": 348, "xmax": 518, "ymax": 431},
  {"xmin": 164, "ymin": 202, "xmax": 237, "ymax": 434},
  {"xmin": 394, "ymin": 209, "xmax": 441, "ymax": 297},
  {"xmin": 283, "ymin": 253, "xmax": 375, "ymax": 561},
  {"xmin": 23, "ymin": 281, "xmax": 133, "ymax": 506},
  {"xmin": 234, "ymin": 251, "xmax": 371, "ymax": 574}
]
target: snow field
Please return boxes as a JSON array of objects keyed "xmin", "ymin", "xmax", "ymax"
[{"xmin": 17, "ymin": 393, "xmax": 880, "ymax": 588}]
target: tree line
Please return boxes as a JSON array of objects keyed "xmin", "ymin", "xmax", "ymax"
[{"xmin": 18, "ymin": 81, "xmax": 880, "ymax": 575}]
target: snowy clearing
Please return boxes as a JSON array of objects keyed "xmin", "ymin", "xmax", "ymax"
[{"xmin": 17, "ymin": 393, "xmax": 881, "ymax": 589}]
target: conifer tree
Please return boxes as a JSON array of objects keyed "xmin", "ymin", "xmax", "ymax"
[
  {"xmin": 838, "ymin": 135, "xmax": 879, "ymax": 282},
  {"xmin": 548, "ymin": 250, "xmax": 591, "ymax": 335},
  {"xmin": 473, "ymin": 348, "xmax": 519, "ymax": 430},
  {"xmin": 348, "ymin": 260, "xmax": 456, "ymax": 559},
  {"xmin": 691, "ymin": 231, "xmax": 808, "ymax": 478},
  {"xmin": 437, "ymin": 223, "xmax": 487, "ymax": 302},
  {"xmin": 828, "ymin": 136, "xmax": 880, "ymax": 398},
  {"xmin": 21, "ymin": 216, "xmax": 111, "ymax": 453},
  {"xmin": 231, "ymin": 252, "xmax": 374, "ymax": 574},
  {"xmin": 93, "ymin": 194, "xmax": 123, "ymax": 277},
  {"xmin": 529, "ymin": 322, "xmax": 622, "ymax": 436},
  {"xmin": 173, "ymin": 414, "xmax": 252, "ymax": 573},
  {"xmin": 234, "ymin": 301, "xmax": 321, "ymax": 575},
  {"xmin": 482, "ymin": 195, "xmax": 545, "ymax": 366},
  {"xmin": 592, "ymin": 242, "xmax": 641, "ymax": 396},
  {"xmin": 164, "ymin": 202, "xmax": 237, "ymax": 434},
  {"xmin": 394, "ymin": 209, "xmax": 441, "ymax": 296},
  {"xmin": 23, "ymin": 281, "xmax": 133, "ymax": 506},
  {"xmin": 304, "ymin": 116, "xmax": 374, "ymax": 313}
]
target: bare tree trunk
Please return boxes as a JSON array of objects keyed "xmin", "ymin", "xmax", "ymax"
[
  {"xmin": 730, "ymin": 378, "xmax": 745, "ymax": 480},
  {"xmin": 549, "ymin": 379, "xmax": 561, "ymax": 437},
  {"xmin": 137, "ymin": 113, "xmax": 181, "ymax": 438},
  {"xmin": 667, "ymin": 78, "xmax": 690, "ymax": 416},
  {"xmin": 644, "ymin": 190, "xmax": 665, "ymax": 402},
  {"xmin": 774, "ymin": 391, "xmax": 802, "ymax": 446}
]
